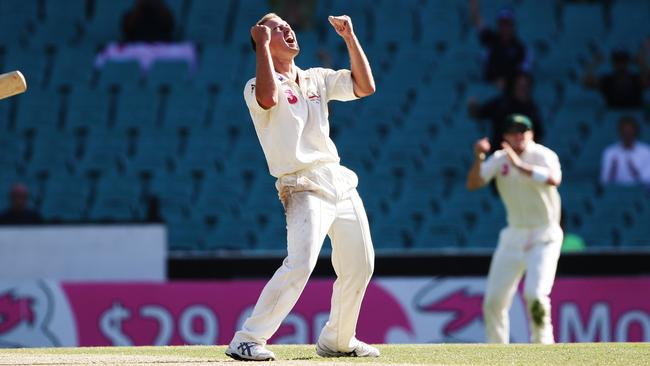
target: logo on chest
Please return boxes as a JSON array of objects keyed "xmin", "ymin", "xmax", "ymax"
[
  {"xmin": 501, "ymin": 164, "xmax": 510, "ymax": 176},
  {"xmin": 285, "ymin": 89, "xmax": 298, "ymax": 104},
  {"xmin": 307, "ymin": 92, "xmax": 321, "ymax": 103}
]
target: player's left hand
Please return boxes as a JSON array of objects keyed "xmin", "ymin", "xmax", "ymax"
[
  {"xmin": 501, "ymin": 142, "xmax": 522, "ymax": 168},
  {"xmin": 329, "ymin": 15, "xmax": 354, "ymax": 39}
]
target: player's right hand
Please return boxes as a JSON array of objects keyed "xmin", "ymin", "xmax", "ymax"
[
  {"xmin": 474, "ymin": 137, "xmax": 490, "ymax": 158},
  {"xmin": 251, "ymin": 24, "xmax": 271, "ymax": 49}
]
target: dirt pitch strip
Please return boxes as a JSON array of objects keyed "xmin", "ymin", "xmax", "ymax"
[{"xmin": 0, "ymin": 343, "xmax": 649, "ymax": 366}]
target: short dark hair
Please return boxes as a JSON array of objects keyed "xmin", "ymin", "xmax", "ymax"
[
  {"xmin": 611, "ymin": 49, "xmax": 630, "ymax": 64},
  {"xmin": 251, "ymin": 13, "xmax": 279, "ymax": 51},
  {"xmin": 618, "ymin": 115, "xmax": 640, "ymax": 136}
]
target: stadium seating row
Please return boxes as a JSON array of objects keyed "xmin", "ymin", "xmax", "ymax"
[{"xmin": 0, "ymin": 0, "xmax": 649, "ymax": 251}]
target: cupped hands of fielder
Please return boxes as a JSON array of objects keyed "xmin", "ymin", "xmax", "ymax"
[
  {"xmin": 501, "ymin": 141, "xmax": 523, "ymax": 168},
  {"xmin": 474, "ymin": 137, "xmax": 491, "ymax": 160}
]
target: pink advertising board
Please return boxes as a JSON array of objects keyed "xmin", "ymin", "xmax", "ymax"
[{"xmin": 0, "ymin": 278, "xmax": 648, "ymax": 347}]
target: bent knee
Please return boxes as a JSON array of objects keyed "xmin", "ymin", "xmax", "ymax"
[
  {"xmin": 282, "ymin": 259, "xmax": 316, "ymax": 280},
  {"xmin": 523, "ymin": 292, "xmax": 550, "ymax": 306}
]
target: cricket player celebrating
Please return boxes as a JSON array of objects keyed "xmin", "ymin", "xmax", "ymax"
[
  {"xmin": 225, "ymin": 13, "xmax": 378, "ymax": 361},
  {"xmin": 466, "ymin": 114, "xmax": 563, "ymax": 344}
]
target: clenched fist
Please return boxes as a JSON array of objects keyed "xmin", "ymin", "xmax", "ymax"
[
  {"xmin": 474, "ymin": 137, "xmax": 490, "ymax": 159},
  {"xmin": 328, "ymin": 15, "xmax": 354, "ymax": 39},
  {"xmin": 251, "ymin": 24, "xmax": 271, "ymax": 49}
]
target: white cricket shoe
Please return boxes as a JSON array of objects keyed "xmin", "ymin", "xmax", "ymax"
[
  {"xmin": 225, "ymin": 341, "xmax": 276, "ymax": 361},
  {"xmin": 316, "ymin": 340, "xmax": 380, "ymax": 358}
]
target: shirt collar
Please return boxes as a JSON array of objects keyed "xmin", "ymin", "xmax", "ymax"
[
  {"xmin": 523, "ymin": 141, "xmax": 535, "ymax": 154},
  {"xmin": 274, "ymin": 66, "xmax": 308, "ymax": 84},
  {"xmin": 618, "ymin": 141, "xmax": 637, "ymax": 151}
]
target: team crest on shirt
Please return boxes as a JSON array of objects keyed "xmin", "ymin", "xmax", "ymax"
[
  {"xmin": 307, "ymin": 92, "xmax": 321, "ymax": 103},
  {"xmin": 285, "ymin": 89, "xmax": 298, "ymax": 104},
  {"xmin": 501, "ymin": 164, "xmax": 509, "ymax": 176}
]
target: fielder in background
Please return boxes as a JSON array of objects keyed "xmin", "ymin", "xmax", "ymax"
[
  {"xmin": 226, "ymin": 12, "xmax": 377, "ymax": 361},
  {"xmin": 466, "ymin": 114, "xmax": 563, "ymax": 344}
]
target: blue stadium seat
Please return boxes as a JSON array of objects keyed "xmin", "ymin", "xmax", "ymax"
[
  {"xmin": 560, "ymin": 3, "xmax": 606, "ymax": 44},
  {"xmin": 162, "ymin": 87, "xmax": 210, "ymax": 128},
  {"xmin": 14, "ymin": 91, "xmax": 59, "ymax": 130},
  {"xmin": 373, "ymin": 0, "xmax": 417, "ymax": 44},
  {"xmin": 167, "ymin": 217, "xmax": 205, "ymax": 251},
  {"xmin": 49, "ymin": 45, "xmax": 96, "ymax": 90},
  {"xmin": 83, "ymin": 0, "xmax": 132, "ymax": 43},
  {"xmin": 40, "ymin": 169, "xmax": 91, "ymax": 219},
  {"xmin": 205, "ymin": 214, "xmax": 257, "ymax": 250},
  {"xmin": 90, "ymin": 174, "xmax": 141, "ymax": 221},
  {"xmin": 129, "ymin": 139, "xmax": 175, "ymax": 173},
  {"xmin": 608, "ymin": 0, "xmax": 650, "ymax": 50},
  {"xmin": 184, "ymin": 0, "xmax": 231, "ymax": 43},
  {"xmin": 147, "ymin": 60, "xmax": 194, "ymax": 89},
  {"xmin": 419, "ymin": 221, "xmax": 467, "ymax": 248},
  {"xmin": 0, "ymin": 133, "xmax": 21, "ymax": 173},
  {"xmin": 0, "ymin": 0, "xmax": 37, "ymax": 45},
  {"xmin": 158, "ymin": 173, "xmax": 195, "ymax": 219},
  {"xmin": 34, "ymin": 0, "xmax": 86, "ymax": 45},
  {"xmin": 418, "ymin": 0, "xmax": 463, "ymax": 43},
  {"xmin": 114, "ymin": 88, "xmax": 160, "ymax": 128},
  {"xmin": 517, "ymin": 1, "xmax": 557, "ymax": 43},
  {"xmin": 28, "ymin": 128, "xmax": 76, "ymax": 173},
  {"xmin": 65, "ymin": 87, "xmax": 110, "ymax": 130},
  {"xmin": 97, "ymin": 60, "xmax": 143, "ymax": 89},
  {"xmin": 80, "ymin": 129, "xmax": 128, "ymax": 174},
  {"xmin": 4, "ymin": 46, "xmax": 46, "ymax": 88}
]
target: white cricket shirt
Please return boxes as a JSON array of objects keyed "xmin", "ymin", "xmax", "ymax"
[
  {"xmin": 600, "ymin": 141, "xmax": 650, "ymax": 185},
  {"xmin": 244, "ymin": 66, "xmax": 358, "ymax": 178},
  {"xmin": 480, "ymin": 142, "xmax": 562, "ymax": 228}
]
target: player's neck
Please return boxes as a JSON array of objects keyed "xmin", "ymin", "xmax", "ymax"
[
  {"xmin": 514, "ymin": 142, "xmax": 530, "ymax": 155},
  {"xmin": 273, "ymin": 58, "xmax": 297, "ymax": 83}
]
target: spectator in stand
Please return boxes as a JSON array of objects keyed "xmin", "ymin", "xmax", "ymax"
[
  {"xmin": 121, "ymin": 0, "xmax": 175, "ymax": 43},
  {"xmin": 582, "ymin": 41, "xmax": 650, "ymax": 109},
  {"xmin": 469, "ymin": 73, "xmax": 544, "ymax": 148},
  {"xmin": 95, "ymin": 0, "xmax": 197, "ymax": 73},
  {"xmin": 0, "ymin": 184, "xmax": 43, "ymax": 225},
  {"xmin": 600, "ymin": 116, "xmax": 650, "ymax": 185},
  {"xmin": 469, "ymin": 0, "xmax": 532, "ymax": 88}
]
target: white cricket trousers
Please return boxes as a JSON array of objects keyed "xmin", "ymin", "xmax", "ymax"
[
  {"xmin": 232, "ymin": 189, "xmax": 375, "ymax": 351},
  {"xmin": 483, "ymin": 224, "xmax": 563, "ymax": 344}
]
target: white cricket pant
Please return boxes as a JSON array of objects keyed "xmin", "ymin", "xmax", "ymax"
[
  {"xmin": 232, "ymin": 189, "xmax": 375, "ymax": 351},
  {"xmin": 483, "ymin": 224, "xmax": 563, "ymax": 344}
]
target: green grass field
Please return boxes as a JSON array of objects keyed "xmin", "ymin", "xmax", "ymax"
[{"xmin": 1, "ymin": 344, "xmax": 648, "ymax": 365}]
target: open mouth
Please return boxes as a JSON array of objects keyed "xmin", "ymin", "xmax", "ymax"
[{"xmin": 285, "ymin": 33, "xmax": 297, "ymax": 47}]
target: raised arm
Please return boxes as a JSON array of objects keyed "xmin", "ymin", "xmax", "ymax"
[
  {"xmin": 582, "ymin": 51, "xmax": 603, "ymax": 90},
  {"xmin": 251, "ymin": 24, "xmax": 278, "ymax": 109},
  {"xmin": 466, "ymin": 138, "xmax": 491, "ymax": 191},
  {"xmin": 328, "ymin": 15, "xmax": 376, "ymax": 97},
  {"xmin": 469, "ymin": 0, "xmax": 483, "ymax": 29},
  {"xmin": 638, "ymin": 37, "xmax": 650, "ymax": 87},
  {"xmin": 501, "ymin": 142, "xmax": 561, "ymax": 186}
]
